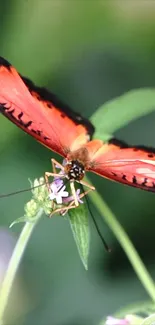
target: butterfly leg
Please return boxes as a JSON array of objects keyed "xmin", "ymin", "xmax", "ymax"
[
  {"xmin": 44, "ymin": 171, "xmax": 65, "ymax": 191},
  {"xmin": 69, "ymin": 179, "xmax": 95, "ymax": 210},
  {"xmin": 70, "ymin": 181, "xmax": 79, "ymax": 207},
  {"xmin": 78, "ymin": 179, "xmax": 95, "ymax": 191},
  {"xmin": 49, "ymin": 204, "xmax": 77, "ymax": 217},
  {"xmin": 49, "ymin": 159, "xmax": 65, "ymax": 211},
  {"xmin": 61, "ymin": 187, "xmax": 93, "ymax": 215},
  {"xmin": 49, "ymin": 188, "xmax": 92, "ymax": 217},
  {"xmin": 51, "ymin": 158, "xmax": 64, "ymax": 173},
  {"xmin": 45, "ymin": 171, "xmax": 66, "ymax": 211},
  {"xmin": 59, "ymin": 186, "xmax": 94, "ymax": 215}
]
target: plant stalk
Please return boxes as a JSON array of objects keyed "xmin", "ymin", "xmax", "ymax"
[
  {"xmin": 0, "ymin": 208, "xmax": 43, "ymax": 324},
  {"xmin": 87, "ymin": 180, "xmax": 155, "ymax": 302}
]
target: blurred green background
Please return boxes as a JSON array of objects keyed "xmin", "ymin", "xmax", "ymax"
[{"xmin": 1, "ymin": 1, "xmax": 155, "ymax": 324}]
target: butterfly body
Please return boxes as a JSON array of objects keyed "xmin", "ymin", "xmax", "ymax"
[
  {"xmin": 64, "ymin": 159, "xmax": 85, "ymax": 181},
  {"xmin": 1, "ymin": 56, "xmax": 155, "ymax": 195}
]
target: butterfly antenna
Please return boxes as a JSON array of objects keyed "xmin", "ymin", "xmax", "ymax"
[
  {"xmin": 0, "ymin": 176, "xmax": 69, "ymax": 199},
  {"xmin": 0, "ymin": 182, "xmax": 48, "ymax": 199},
  {"xmin": 80, "ymin": 184, "xmax": 111, "ymax": 252}
]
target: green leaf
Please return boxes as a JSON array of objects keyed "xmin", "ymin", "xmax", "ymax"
[
  {"xmin": 9, "ymin": 216, "xmax": 29, "ymax": 228},
  {"xmin": 91, "ymin": 88, "xmax": 155, "ymax": 140},
  {"xmin": 68, "ymin": 204, "xmax": 90, "ymax": 270}
]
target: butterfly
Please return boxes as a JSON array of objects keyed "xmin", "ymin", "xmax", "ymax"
[{"xmin": 0, "ymin": 56, "xmax": 155, "ymax": 214}]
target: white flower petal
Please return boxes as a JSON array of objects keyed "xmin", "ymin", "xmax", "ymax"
[
  {"xmin": 61, "ymin": 191, "xmax": 68, "ymax": 198},
  {"xmin": 56, "ymin": 195, "xmax": 62, "ymax": 204},
  {"xmin": 106, "ymin": 317, "xmax": 129, "ymax": 325},
  {"xmin": 50, "ymin": 183, "xmax": 57, "ymax": 193},
  {"xmin": 49, "ymin": 193, "xmax": 55, "ymax": 201}
]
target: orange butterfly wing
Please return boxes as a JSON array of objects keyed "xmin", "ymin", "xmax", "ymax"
[
  {"xmin": 1, "ymin": 58, "xmax": 155, "ymax": 193},
  {"xmin": 85, "ymin": 138, "xmax": 155, "ymax": 192},
  {"xmin": 0, "ymin": 57, "xmax": 94, "ymax": 158}
]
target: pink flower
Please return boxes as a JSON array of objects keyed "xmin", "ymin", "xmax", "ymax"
[
  {"xmin": 49, "ymin": 177, "xmax": 83, "ymax": 206},
  {"xmin": 63, "ymin": 189, "xmax": 83, "ymax": 204},
  {"xmin": 106, "ymin": 316, "xmax": 130, "ymax": 325},
  {"xmin": 53, "ymin": 178, "xmax": 64, "ymax": 187},
  {"xmin": 49, "ymin": 179, "xmax": 68, "ymax": 204}
]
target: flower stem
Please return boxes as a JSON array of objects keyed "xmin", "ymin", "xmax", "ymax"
[
  {"xmin": 87, "ymin": 180, "xmax": 155, "ymax": 302},
  {"xmin": 0, "ymin": 208, "xmax": 43, "ymax": 324}
]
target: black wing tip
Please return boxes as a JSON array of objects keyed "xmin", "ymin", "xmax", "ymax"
[
  {"xmin": 0, "ymin": 56, "xmax": 11, "ymax": 69},
  {"xmin": 133, "ymin": 144, "xmax": 155, "ymax": 154},
  {"xmin": 22, "ymin": 74, "xmax": 95, "ymax": 139},
  {"xmin": 109, "ymin": 137, "xmax": 155, "ymax": 154},
  {"xmin": 0, "ymin": 57, "xmax": 95, "ymax": 138},
  {"xmin": 108, "ymin": 138, "xmax": 129, "ymax": 148}
]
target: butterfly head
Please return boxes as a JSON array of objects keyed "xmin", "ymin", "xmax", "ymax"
[{"xmin": 64, "ymin": 160, "xmax": 85, "ymax": 181}]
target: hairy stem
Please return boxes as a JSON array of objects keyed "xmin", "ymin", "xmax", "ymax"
[{"xmin": 0, "ymin": 208, "xmax": 43, "ymax": 324}]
